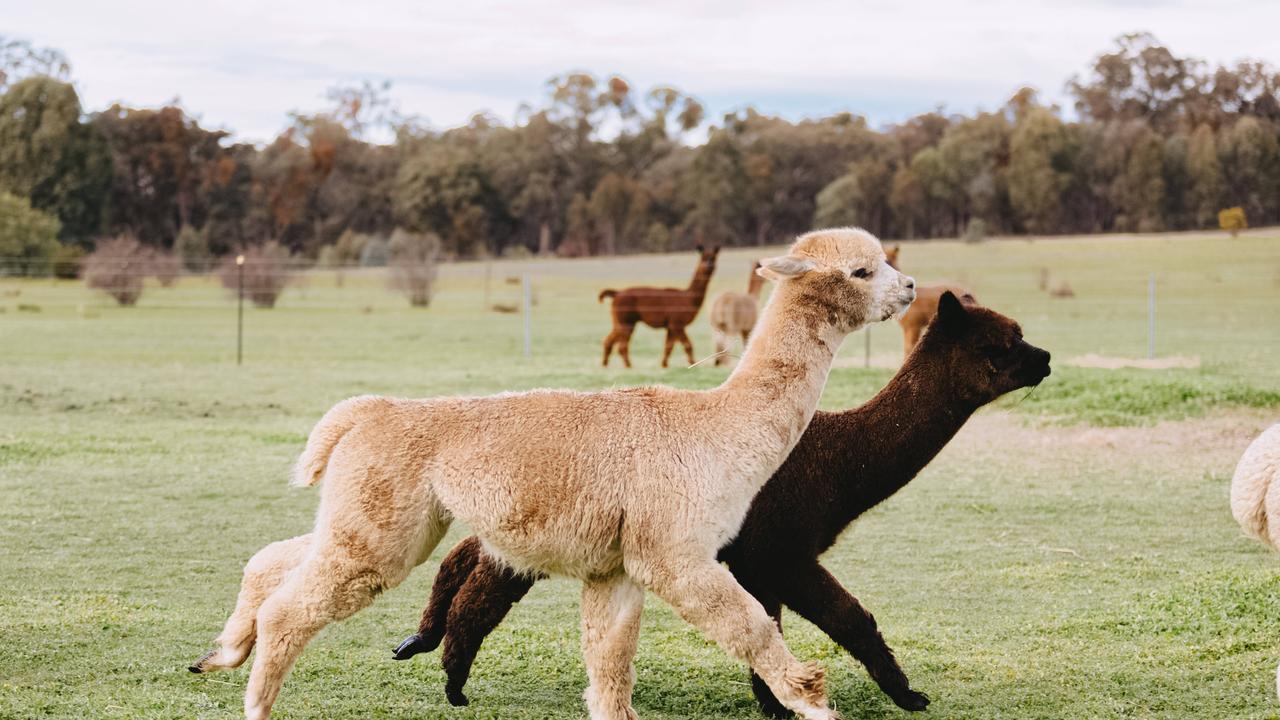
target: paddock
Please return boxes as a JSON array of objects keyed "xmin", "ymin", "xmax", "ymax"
[{"xmin": 1, "ymin": 230, "xmax": 1277, "ymax": 718}]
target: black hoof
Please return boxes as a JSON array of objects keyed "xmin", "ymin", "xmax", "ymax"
[
  {"xmin": 188, "ymin": 649, "xmax": 216, "ymax": 674},
  {"xmin": 445, "ymin": 687, "xmax": 469, "ymax": 707},
  {"xmin": 890, "ymin": 688, "xmax": 931, "ymax": 712},
  {"xmin": 392, "ymin": 634, "xmax": 431, "ymax": 660}
]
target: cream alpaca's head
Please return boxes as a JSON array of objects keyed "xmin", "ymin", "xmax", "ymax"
[{"xmin": 758, "ymin": 227, "xmax": 915, "ymax": 333}]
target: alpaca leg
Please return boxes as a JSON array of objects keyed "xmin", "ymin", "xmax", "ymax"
[
  {"xmin": 602, "ymin": 329, "xmax": 619, "ymax": 367},
  {"xmin": 191, "ymin": 534, "xmax": 311, "ymax": 674},
  {"xmin": 777, "ymin": 562, "xmax": 928, "ymax": 712},
  {"xmin": 581, "ymin": 575, "xmax": 645, "ymax": 720},
  {"xmin": 440, "ymin": 554, "xmax": 538, "ymax": 706},
  {"xmin": 660, "ymin": 330, "xmax": 676, "ymax": 368},
  {"xmin": 742, "ymin": 589, "xmax": 793, "ymax": 719},
  {"xmin": 712, "ymin": 328, "xmax": 728, "ymax": 366},
  {"xmin": 642, "ymin": 559, "xmax": 834, "ymax": 720},
  {"xmin": 393, "ymin": 536, "xmax": 484, "ymax": 661},
  {"xmin": 244, "ymin": 513, "xmax": 451, "ymax": 719},
  {"xmin": 675, "ymin": 327, "xmax": 695, "ymax": 366},
  {"xmin": 616, "ymin": 324, "xmax": 635, "ymax": 369}
]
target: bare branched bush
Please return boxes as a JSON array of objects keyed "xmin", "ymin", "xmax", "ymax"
[
  {"xmin": 219, "ymin": 242, "xmax": 294, "ymax": 308},
  {"xmin": 388, "ymin": 229, "xmax": 441, "ymax": 307},
  {"xmin": 149, "ymin": 249, "xmax": 182, "ymax": 287},
  {"xmin": 84, "ymin": 235, "xmax": 150, "ymax": 305}
]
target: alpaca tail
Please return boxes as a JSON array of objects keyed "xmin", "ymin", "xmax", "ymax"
[
  {"xmin": 292, "ymin": 395, "xmax": 388, "ymax": 487},
  {"xmin": 598, "ymin": 289, "xmax": 616, "ymax": 303}
]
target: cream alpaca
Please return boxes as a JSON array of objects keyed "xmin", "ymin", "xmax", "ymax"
[
  {"xmin": 191, "ymin": 228, "xmax": 916, "ymax": 720},
  {"xmin": 1228, "ymin": 423, "xmax": 1280, "ymax": 699},
  {"xmin": 708, "ymin": 261, "xmax": 764, "ymax": 366},
  {"xmin": 1231, "ymin": 424, "xmax": 1280, "ymax": 550}
]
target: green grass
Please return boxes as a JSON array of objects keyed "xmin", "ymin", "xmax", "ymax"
[{"xmin": 1, "ymin": 231, "xmax": 1279, "ymax": 719}]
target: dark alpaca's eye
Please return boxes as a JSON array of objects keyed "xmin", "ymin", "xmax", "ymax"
[{"xmin": 852, "ymin": 268, "xmax": 871, "ymax": 279}]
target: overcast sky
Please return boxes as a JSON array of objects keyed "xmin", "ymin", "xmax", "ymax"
[{"xmin": 7, "ymin": 0, "xmax": 1280, "ymax": 143}]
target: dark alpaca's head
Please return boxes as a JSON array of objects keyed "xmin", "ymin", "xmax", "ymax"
[
  {"xmin": 919, "ymin": 291, "xmax": 1051, "ymax": 403},
  {"xmin": 693, "ymin": 244, "xmax": 720, "ymax": 279}
]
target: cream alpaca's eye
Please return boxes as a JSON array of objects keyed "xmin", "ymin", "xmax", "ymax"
[{"xmin": 852, "ymin": 268, "xmax": 871, "ymax": 279}]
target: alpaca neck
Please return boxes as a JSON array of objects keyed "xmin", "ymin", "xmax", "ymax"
[
  {"xmin": 832, "ymin": 343, "xmax": 981, "ymax": 515},
  {"xmin": 746, "ymin": 271, "xmax": 764, "ymax": 299},
  {"xmin": 717, "ymin": 282, "xmax": 844, "ymax": 460},
  {"xmin": 686, "ymin": 264, "xmax": 712, "ymax": 301}
]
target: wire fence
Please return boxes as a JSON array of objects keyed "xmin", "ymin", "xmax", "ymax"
[{"xmin": 2, "ymin": 243, "xmax": 1278, "ymax": 385}]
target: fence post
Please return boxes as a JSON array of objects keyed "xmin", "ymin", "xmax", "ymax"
[
  {"xmin": 864, "ymin": 326, "xmax": 871, "ymax": 368},
  {"xmin": 1147, "ymin": 273, "xmax": 1156, "ymax": 359},
  {"xmin": 522, "ymin": 273, "xmax": 532, "ymax": 358},
  {"xmin": 484, "ymin": 260, "xmax": 493, "ymax": 310},
  {"xmin": 236, "ymin": 254, "xmax": 245, "ymax": 365}
]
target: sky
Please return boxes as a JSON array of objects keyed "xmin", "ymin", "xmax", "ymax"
[{"xmin": 6, "ymin": 0, "xmax": 1280, "ymax": 144}]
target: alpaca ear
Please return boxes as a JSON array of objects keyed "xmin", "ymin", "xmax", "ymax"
[
  {"xmin": 936, "ymin": 291, "xmax": 966, "ymax": 325},
  {"xmin": 757, "ymin": 255, "xmax": 817, "ymax": 281}
]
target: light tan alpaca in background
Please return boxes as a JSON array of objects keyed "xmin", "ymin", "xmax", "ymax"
[
  {"xmin": 1228, "ymin": 423, "xmax": 1280, "ymax": 699},
  {"xmin": 709, "ymin": 261, "xmax": 764, "ymax": 365},
  {"xmin": 191, "ymin": 228, "xmax": 915, "ymax": 720}
]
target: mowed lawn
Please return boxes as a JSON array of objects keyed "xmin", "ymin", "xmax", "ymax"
[{"xmin": 1, "ymin": 230, "xmax": 1279, "ymax": 719}]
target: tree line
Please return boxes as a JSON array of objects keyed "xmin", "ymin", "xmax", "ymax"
[{"xmin": 1, "ymin": 31, "xmax": 1277, "ymax": 272}]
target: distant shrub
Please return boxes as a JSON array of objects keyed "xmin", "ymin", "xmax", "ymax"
[
  {"xmin": 84, "ymin": 235, "xmax": 149, "ymax": 305},
  {"xmin": 316, "ymin": 244, "xmax": 341, "ymax": 269},
  {"xmin": 502, "ymin": 243, "xmax": 533, "ymax": 260},
  {"xmin": 329, "ymin": 229, "xmax": 371, "ymax": 267},
  {"xmin": 962, "ymin": 218, "xmax": 988, "ymax": 244},
  {"xmin": 219, "ymin": 242, "xmax": 294, "ymax": 308},
  {"xmin": 388, "ymin": 229, "xmax": 441, "ymax": 307},
  {"xmin": 175, "ymin": 225, "xmax": 212, "ymax": 273},
  {"xmin": 51, "ymin": 244, "xmax": 85, "ymax": 279},
  {"xmin": 0, "ymin": 192, "xmax": 61, "ymax": 276},
  {"xmin": 643, "ymin": 222, "xmax": 671, "ymax": 253},
  {"xmin": 557, "ymin": 235, "xmax": 589, "ymax": 258},
  {"xmin": 1218, "ymin": 207, "xmax": 1247, "ymax": 236},
  {"xmin": 149, "ymin": 249, "xmax": 182, "ymax": 287},
  {"xmin": 359, "ymin": 236, "xmax": 389, "ymax": 267}
]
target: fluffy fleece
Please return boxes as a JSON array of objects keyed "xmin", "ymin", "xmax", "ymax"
[
  {"xmin": 708, "ymin": 260, "xmax": 764, "ymax": 366},
  {"xmin": 1228, "ymin": 423, "xmax": 1280, "ymax": 700}
]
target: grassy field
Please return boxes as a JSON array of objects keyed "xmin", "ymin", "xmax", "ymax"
[{"xmin": 1, "ymin": 230, "xmax": 1278, "ymax": 719}]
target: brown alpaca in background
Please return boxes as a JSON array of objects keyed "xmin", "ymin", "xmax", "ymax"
[
  {"xmin": 885, "ymin": 246, "xmax": 977, "ymax": 356},
  {"xmin": 392, "ymin": 294, "xmax": 1052, "ymax": 714},
  {"xmin": 708, "ymin": 261, "xmax": 764, "ymax": 366},
  {"xmin": 599, "ymin": 245, "xmax": 719, "ymax": 368},
  {"xmin": 898, "ymin": 286, "xmax": 978, "ymax": 355}
]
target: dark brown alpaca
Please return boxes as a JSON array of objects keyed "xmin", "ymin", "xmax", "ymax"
[
  {"xmin": 599, "ymin": 245, "xmax": 719, "ymax": 368},
  {"xmin": 393, "ymin": 293, "xmax": 1051, "ymax": 714}
]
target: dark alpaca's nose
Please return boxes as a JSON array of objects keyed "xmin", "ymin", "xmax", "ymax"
[{"xmin": 1036, "ymin": 348, "xmax": 1052, "ymax": 377}]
